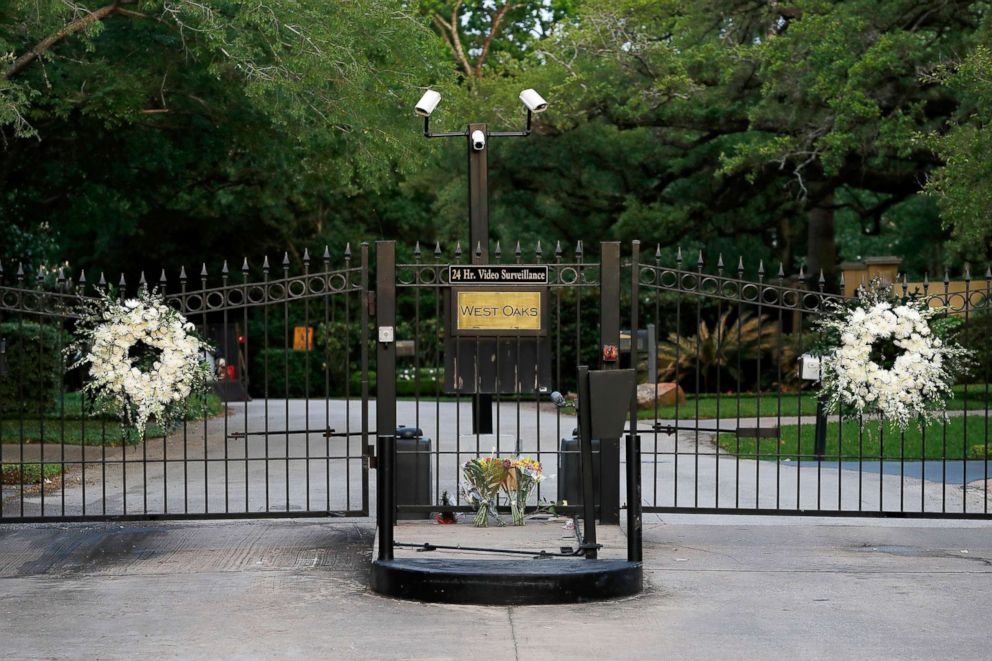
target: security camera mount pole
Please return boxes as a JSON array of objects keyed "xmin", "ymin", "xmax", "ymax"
[
  {"xmin": 422, "ymin": 110, "xmax": 532, "ymax": 264},
  {"xmin": 422, "ymin": 109, "xmax": 533, "ymax": 435}
]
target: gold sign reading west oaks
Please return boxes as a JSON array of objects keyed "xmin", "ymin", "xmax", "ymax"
[{"xmin": 456, "ymin": 290, "xmax": 543, "ymax": 332}]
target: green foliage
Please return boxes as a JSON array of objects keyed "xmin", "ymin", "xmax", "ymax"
[
  {"xmin": 924, "ymin": 45, "xmax": 992, "ymax": 258},
  {"xmin": 952, "ymin": 311, "xmax": 992, "ymax": 384},
  {"xmin": 1, "ymin": 0, "xmax": 443, "ymax": 271},
  {"xmin": 0, "ymin": 321, "xmax": 62, "ymax": 416},
  {"xmin": 0, "ymin": 463, "xmax": 64, "ymax": 485},
  {"xmin": 654, "ymin": 312, "xmax": 790, "ymax": 393}
]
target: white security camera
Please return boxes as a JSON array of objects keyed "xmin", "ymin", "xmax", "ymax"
[
  {"xmin": 519, "ymin": 88, "xmax": 548, "ymax": 113},
  {"xmin": 415, "ymin": 90, "xmax": 441, "ymax": 117},
  {"xmin": 471, "ymin": 129, "xmax": 486, "ymax": 151}
]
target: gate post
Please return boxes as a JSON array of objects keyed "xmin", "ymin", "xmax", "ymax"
[
  {"xmin": 599, "ymin": 241, "xmax": 621, "ymax": 524},
  {"xmin": 376, "ymin": 241, "xmax": 397, "ymax": 560},
  {"xmin": 627, "ymin": 241, "xmax": 643, "ymax": 561}
]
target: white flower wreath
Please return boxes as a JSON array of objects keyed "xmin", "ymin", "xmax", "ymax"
[
  {"xmin": 817, "ymin": 282, "xmax": 970, "ymax": 430},
  {"xmin": 72, "ymin": 292, "xmax": 211, "ymax": 438}
]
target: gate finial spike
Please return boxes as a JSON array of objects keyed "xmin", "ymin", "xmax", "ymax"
[
  {"xmin": 345, "ymin": 243, "xmax": 352, "ymax": 258},
  {"xmin": 986, "ymin": 264, "xmax": 992, "ymax": 280},
  {"xmin": 16, "ymin": 262, "xmax": 24, "ymax": 278},
  {"xmin": 697, "ymin": 250, "xmax": 704, "ymax": 268},
  {"xmin": 199, "ymin": 263, "xmax": 207, "ymax": 278},
  {"xmin": 514, "ymin": 241, "xmax": 522, "ymax": 257},
  {"xmin": 160, "ymin": 269, "xmax": 168, "ymax": 284},
  {"xmin": 655, "ymin": 244, "xmax": 661, "ymax": 259},
  {"xmin": 943, "ymin": 269, "xmax": 950, "ymax": 285},
  {"xmin": 434, "ymin": 241, "xmax": 442, "ymax": 257},
  {"xmin": 475, "ymin": 241, "xmax": 482, "ymax": 257},
  {"xmin": 282, "ymin": 252, "xmax": 290, "ymax": 267},
  {"xmin": 263, "ymin": 256, "xmax": 270, "ymax": 271},
  {"xmin": 241, "ymin": 258, "xmax": 249, "ymax": 272},
  {"xmin": 676, "ymin": 246, "xmax": 683, "ymax": 264},
  {"xmin": 119, "ymin": 273, "xmax": 127, "ymax": 287},
  {"xmin": 799, "ymin": 264, "xmax": 806, "ymax": 281},
  {"xmin": 323, "ymin": 245, "xmax": 331, "ymax": 261},
  {"xmin": 413, "ymin": 241, "xmax": 421, "ymax": 257},
  {"xmin": 553, "ymin": 240, "xmax": 561, "ymax": 257},
  {"xmin": 494, "ymin": 241, "xmax": 502, "ymax": 258},
  {"xmin": 99, "ymin": 272, "xmax": 107, "ymax": 287},
  {"xmin": 758, "ymin": 260, "xmax": 765, "ymax": 276},
  {"xmin": 57, "ymin": 267, "xmax": 65, "ymax": 283},
  {"xmin": 302, "ymin": 248, "xmax": 310, "ymax": 263},
  {"xmin": 139, "ymin": 271, "xmax": 147, "ymax": 285},
  {"xmin": 536, "ymin": 240, "xmax": 543, "ymax": 257},
  {"xmin": 923, "ymin": 271, "xmax": 929, "ymax": 287},
  {"xmin": 717, "ymin": 254, "xmax": 724, "ymax": 270},
  {"xmin": 777, "ymin": 262, "xmax": 785, "ymax": 278},
  {"xmin": 0, "ymin": 260, "xmax": 3, "ymax": 276},
  {"xmin": 79, "ymin": 269, "xmax": 86, "ymax": 285},
  {"xmin": 964, "ymin": 264, "xmax": 971, "ymax": 281},
  {"xmin": 221, "ymin": 260, "xmax": 229, "ymax": 275},
  {"xmin": 575, "ymin": 240, "xmax": 583, "ymax": 257},
  {"xmin": 837, "ymin": 270, "xmax": 843, "ymax": 287},
  {"xmin": 454, "ymin": 241, "xmax": 462, "ymax": 257},
  {"xmin": 818, "ymin": 269, "xmax": 825, "ymax": 285},
  {"xmin": 737, "ymin": 256, "xmax": 744, "ymax": 274}
]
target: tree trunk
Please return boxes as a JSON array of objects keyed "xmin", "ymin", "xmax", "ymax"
[{"xmin": 806, "ymin": 192, "xmax": 836, "ymax": 291}]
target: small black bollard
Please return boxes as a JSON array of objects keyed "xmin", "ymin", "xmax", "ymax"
[{"xmin": 814, "ymin": 395, "xmax": 828, "ymax": 459}]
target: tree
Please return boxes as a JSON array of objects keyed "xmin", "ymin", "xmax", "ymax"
[
  {"xmin": 481, "ymin": 0, "xmax": 991, "ymax": 274},
  {"xmin": 0, "ymin": 1, "xmax": 443, "ymax": 273}
]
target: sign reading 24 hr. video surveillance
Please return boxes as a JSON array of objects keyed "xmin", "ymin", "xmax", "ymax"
[{"xmin": 449, "ymin": 265, "xmax": 548, "ymax": 285}]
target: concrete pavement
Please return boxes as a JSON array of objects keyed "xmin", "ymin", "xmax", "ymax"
[{"xmin": 2, "ymin": 515, "xmax": 992, "ymax": 659}]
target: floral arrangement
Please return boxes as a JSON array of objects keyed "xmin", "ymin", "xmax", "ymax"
[
  {"xmin": 503, "ymin": 457, "xmax": 545, "ymax": 526},
  {"xmin": 461, "ymin": 456, "xmax": 508, "ymax": 527},
  {"xmin": 461, "ymin": 455, "xmax": 545, "ymax": 527},
  {"xmin": 814, "ymin": 279, "xmax": 970, "ymax": 430},
  {"xmin": 70, "ymin": 291, "xmax": 212, "ymax": 439}
]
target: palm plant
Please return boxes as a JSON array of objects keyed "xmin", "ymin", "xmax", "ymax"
[{"xmin": 654, "ymin": 311, "xmax": 788, "ymax": 391}]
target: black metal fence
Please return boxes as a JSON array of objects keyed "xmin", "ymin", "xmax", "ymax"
[
  {"xmin": 1, "ymin": 240, "xmax": 989, "ymax": 523},
  {"xmin": 629, "ymin": 243, "xmax": 992, "ymax": 518},
  {"xmin": 0, "ymin": 246, "xmax": 370, "ymax": 521}
]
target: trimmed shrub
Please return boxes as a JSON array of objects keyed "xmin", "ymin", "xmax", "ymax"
[{"xmin": 0, "ymin": 321, "xmax": 63, "ymax": 417}]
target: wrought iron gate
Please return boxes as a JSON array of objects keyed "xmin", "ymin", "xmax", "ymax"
[{"xmin": 0, "ymin": 246, "xmax": 370, "ymax": 522}]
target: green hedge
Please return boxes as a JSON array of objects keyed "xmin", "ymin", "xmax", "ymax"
[{"xmin": 0, "ymin": 321, "xmax": 62, "ymax": 417}]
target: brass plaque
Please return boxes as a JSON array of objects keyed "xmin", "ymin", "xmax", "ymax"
[{"xmin": 456, "ymin": 290, "xmax": 542, "ymax": 332}]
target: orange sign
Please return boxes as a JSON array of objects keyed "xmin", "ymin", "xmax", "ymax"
[{"xmin": 293, "ymin": 326, "xmax": 314, "ymax": 351}]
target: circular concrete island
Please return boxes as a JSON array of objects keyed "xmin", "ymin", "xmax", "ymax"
[{"xmin": 371, "ymin": 558, "xmax": 642, "ymax": 605}]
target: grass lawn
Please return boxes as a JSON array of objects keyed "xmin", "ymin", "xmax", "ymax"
[
  {"xmin": 718, "ymin": 414, "xmax": 992, "ymax": 461},
  {"xmin": 0, "ymin": 392, "xmax": 224, "ymax": 447},
  {"xmin": 639, "ymin": 384, "xmax": 992, "ymax": 420},
  {"xmin": 1, "ymin": 462, "xmax": 64, "ymax": 485}
]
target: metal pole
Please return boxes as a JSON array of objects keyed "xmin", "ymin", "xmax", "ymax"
[
  {"xmin": 377, "ymin": 434, "xmax": 395, "ymax": 560},
  {"xmin": 599, "ymin": 241, "xmax": 621, "ymax": 524},
  {"xmin": 467, "ymin": 122, "xmax": 493, "ymax": 434},
  {"xmin": 625, "ymin": 434, "xmax": 642, "ymax": 562},
  {"xmin": 467, "ymin": 122, "xmax": 489, "ymax": 264},
  {"xmin": 814, "ymin": 394, "xmax": 828, "ymax": 460},
  {"xmin": 627, "ymin": 241, "xmax": 643, "ymax": 561},
  {"xmin": 577, "ymin": 365, "xmax": 598, "ymax": 559},
  {"xmin": 376, "ymin": 241, "xmax": 397, "ymax": 559}
]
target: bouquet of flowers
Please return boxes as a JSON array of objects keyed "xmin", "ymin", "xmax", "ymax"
[
  {"xmin": 461, "ymin": 456, "xmax": 508, "ymax": 527},
  {"xmin": 502, "ymin": 457, "xmax": 545, "ymax": 526},
  {"xmin": 814, "ymin": 279, "xmax": 971, "ymax": 431}
]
